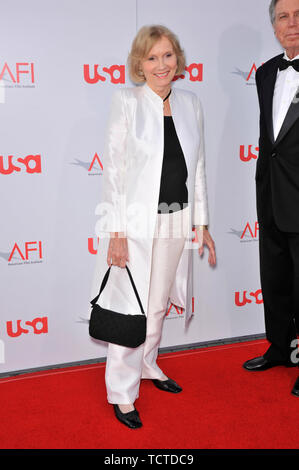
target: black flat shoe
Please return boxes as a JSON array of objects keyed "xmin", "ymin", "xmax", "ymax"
[
  {"xmin": 152, "ymin": 377, "xmax": 182, "ymax": 393},
  {"xmin": 243, "ymin": 356, "xmax": 297, "ymax": 371},
  {"xmin": 291, "ymin": 376, "xmax": 299, "ymax": 397},
  {"xmin": 113, "ymin": 405, "xmax": 142, "ymax": 429}
]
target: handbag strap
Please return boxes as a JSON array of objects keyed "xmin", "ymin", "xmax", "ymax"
[{"xmin": 90, "ymin": 265, "xmax": 145, "ymax": 315}]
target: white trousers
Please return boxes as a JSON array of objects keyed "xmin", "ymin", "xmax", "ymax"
[{"xmin": 105, "ymin": 207, "xmax": 189, "ymax": 404}]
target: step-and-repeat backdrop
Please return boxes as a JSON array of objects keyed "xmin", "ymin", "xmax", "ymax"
[{"xmin": 0, "ymin": 0, "xmax": 282, "ymax": 374}]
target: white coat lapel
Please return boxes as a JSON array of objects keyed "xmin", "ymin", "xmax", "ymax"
[
  {"xmin": 170, "ymin": 89, "xmax": 199, "ymax": 172},
  {"xmin": 169, "ymin": 89, "xmax": 189, "ymax": 165}
]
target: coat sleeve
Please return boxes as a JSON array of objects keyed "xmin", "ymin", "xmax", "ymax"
[
  {"xmin": 99, "ymin": 89, "xmax": 128, "ymax": 233},
  {"xmin": 193, "ymin": 95, "xmax": 209, "ymax": 227}
]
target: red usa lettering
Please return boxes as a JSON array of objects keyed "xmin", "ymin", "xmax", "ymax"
[
  {"xmin": 88, "ymin": 237, "xmax": 99, "ymax": 255},
  {"xmin": 235, "ymin": 289, "xmax": 263, "ymax": 306},
  {"xmin": 0, "ymin": 154, "xmax": 41, "ymax": 174},
  {"xmin": 83, "ymin": 64, "xmax": 125, "ymax": 84},
  {"xmin": 240, "ymin": 145, "xmax": 259, "ymax": 162},
  {"xmin": 173, "ymin": 63, "xmax": 203, "ymax": 82},
  {"xmin": 84, "ymin": 63, "xmax": 203, "ymax": 84},
  {"xmin": 6, "ymin": 317, "xmax": 48, "ymax": 338}
]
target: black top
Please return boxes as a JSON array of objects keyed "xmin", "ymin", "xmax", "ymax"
[{"xmin": 157, "ymin": 116, "xmax": 188, "ymax": 214}]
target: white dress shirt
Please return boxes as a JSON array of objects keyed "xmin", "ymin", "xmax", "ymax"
[{"xmin": 273, "ymin": 51, "xmax": 299, "ymax": 141}]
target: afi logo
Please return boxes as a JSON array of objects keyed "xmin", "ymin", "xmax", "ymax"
[
  {"xmin": 228, "ymin": 221, "xmax": 259, "ymax": 242},
  {"xmin": 166, "ymin": 297, "xmax": 195, "ymax": 317},
  {"xmin": 0, "ymin": 62, "xmax": 35, "ymax": 83},
  {"xmin": 246, "ymin": 63, "xmax": 258, "ymax": 82},
  {"xmin": 84, "ymin": 64, "xmax": 125, "ymax": 84},
  {"xmin": 0, "ymin": 154, "xmax": 41, "ymax": 175},
  {"xmin": 8, "ymin": 241, "xmax": 43, "ymax": 262},
  {"xmin": 70, "ymin": 153, "xmax": 103, "ymax": 175},
  {"xmin": 241, "ymin": 222, "xmax": 259, "ymax": 241},
  {"xmin": 89, "ymin": 153, "xmax": 103, "ymax": 172},
  {"xmin": 235, "ymin": 289, "xmax": 263, "ymax": 307},
  {"xmin": 240, "ymin": 145, "xmax": 259, "ymax": 162},
  {"xmin": 166, "ymin": 303, "xmax": 184, "ymax": 317},
  {"xmin": 6, "ymin": 317, "xmax": 48, "ymax": 338},
  {"xmin": 232, "ymin": 63, "xmax": 261, "ymax": 85}
]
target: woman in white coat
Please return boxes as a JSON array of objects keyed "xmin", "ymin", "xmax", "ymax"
[{"xmin": 91, "ymin": 25, "xmax": 216, "ymax": 429}]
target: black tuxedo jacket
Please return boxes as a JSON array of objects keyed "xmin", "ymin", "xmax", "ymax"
[{"xmin": 255, "ymin": 53, "xmax": 299, "ymax": 232}]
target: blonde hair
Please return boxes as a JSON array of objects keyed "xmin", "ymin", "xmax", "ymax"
[{"xmin": 128, "ymin": 25, "xmax": 186, "ymax": 83}]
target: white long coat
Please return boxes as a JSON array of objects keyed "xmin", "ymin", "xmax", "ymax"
[{"xmin": 90, "ymin": 83, "xmax": 209, "ymax": 325}]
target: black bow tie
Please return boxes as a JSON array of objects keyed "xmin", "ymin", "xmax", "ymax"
[{"xmin": 278, "ymin": 57, "xmax": 299, "ymax": 72}]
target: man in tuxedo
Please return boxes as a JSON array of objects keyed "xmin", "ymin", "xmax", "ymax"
[{"xmin": 243, "ymin": 0, "xmax": 299, "ymax": 396}]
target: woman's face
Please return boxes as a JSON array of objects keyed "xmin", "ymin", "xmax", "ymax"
[{"xmin": 141, "ymin": 36, "xmax": 178, "ymax": 93}]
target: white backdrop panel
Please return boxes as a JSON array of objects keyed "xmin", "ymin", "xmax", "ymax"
[{"xmin": 0, "ymin": 0, "xmax": 283, "ymax": 374}]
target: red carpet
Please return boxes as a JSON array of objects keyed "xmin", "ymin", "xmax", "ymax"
[{"xmin": 0, "ymin": 339, "xmax": 298, "ymax": 449}]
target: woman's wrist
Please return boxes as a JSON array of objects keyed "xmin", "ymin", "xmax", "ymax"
[{"xmin": 110, "ymin": 232, "xmax": 126, "ymax": 238}]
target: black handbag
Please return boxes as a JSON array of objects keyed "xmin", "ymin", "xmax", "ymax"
[{"xmin": 89, "ymin": 265, "xmax": 146, "ymax": 348}]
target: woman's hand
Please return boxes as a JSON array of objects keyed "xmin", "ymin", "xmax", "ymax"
[
  {"xmin": 197, "ymin": 228, "xmax": 216, "ymax": 266},
  {"xmin": 107, "ymin": 232, "xmax": 129, "ymax": 268}
]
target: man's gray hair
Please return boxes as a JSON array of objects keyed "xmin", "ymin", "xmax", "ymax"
[{"xmin": 269, "ymin": 0, "xmax": 280, "ymax": 24}]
